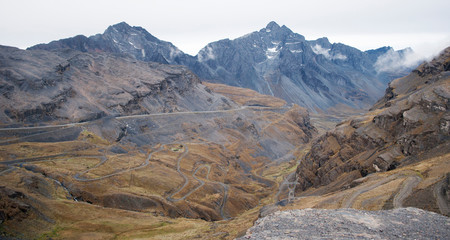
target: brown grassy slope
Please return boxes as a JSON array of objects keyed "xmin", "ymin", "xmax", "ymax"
[{"xmin": 203, "ymin": 82, "xmax": 286, "ymax": 107}]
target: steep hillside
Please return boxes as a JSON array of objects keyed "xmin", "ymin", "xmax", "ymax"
[
  {"xmin": 29, "ymin": 22, "xmax": 418, "ymax": 112},
  {"xmin": 0, "ymin": 45, "xmax": 232, "ymax": 124},
  {"xmin": 293, "ymin": 47, "xmax": 450, "ymax": 216}
]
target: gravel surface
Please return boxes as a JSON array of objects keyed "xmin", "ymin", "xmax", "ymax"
[{"xmin": 238, "ymin": 208, "xmax": 449, "ymax": 239}]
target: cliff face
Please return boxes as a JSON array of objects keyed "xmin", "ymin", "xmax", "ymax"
[
  {"xmin": 296, "ymin": 47, "xmax": 450, "ymax": 194},
  {"xmin": 0, "ymin": 46, "xmax": 233, "ymax": 124}
]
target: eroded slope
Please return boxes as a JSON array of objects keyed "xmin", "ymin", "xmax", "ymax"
[{"xmin": 294, "ymin": 47, "xmax": 450, "ymax": 215}]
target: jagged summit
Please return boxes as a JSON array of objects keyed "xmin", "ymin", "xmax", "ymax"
[
  {"xmin": 265, "ymin": 21, "xmax": 281, "ymax": 30},
  {"xmin": 260, "ymin": 21, "xmax": 295, "ymax": 38},
  {"xmin": 106, "ymin": 21, "xmax": 132, "ymax": 32}
]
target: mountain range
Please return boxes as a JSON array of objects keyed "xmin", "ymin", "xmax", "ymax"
[{"xmin": 29, "ymin": 21, "xmax": 420, "ymax": 112}]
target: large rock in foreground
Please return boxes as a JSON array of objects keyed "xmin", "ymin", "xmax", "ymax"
[{"xmin": 238, "ymin": 208, "xmax": 449, "ymax": 240}]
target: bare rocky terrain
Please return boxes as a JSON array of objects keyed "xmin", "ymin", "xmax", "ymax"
[
  {"xmin": 238, "ymin": 208, "xmax": 450, "ymax": 239},
  {"xmin": 0, "ymin": 45, "xmax": 235, "ymax": 124}
]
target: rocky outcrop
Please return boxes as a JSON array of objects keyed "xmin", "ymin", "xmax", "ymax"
[
  {"xmin": 0, "ymin": 187, "xmax": 32, "ymax": 224},
  {"xmin": 0, "ymin": 45, "xmax": 235, "ymax": 124},
  {"xmin": 296, "ymin": 47, "xmax": 450, "ymax": 192},
  {"xmin": 238, "ymin": 208, "xmax": 450, "ymax": 239}
]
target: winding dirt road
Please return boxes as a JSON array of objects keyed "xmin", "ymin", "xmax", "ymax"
[
  {"xmin": 74, "ymin": 144, "xmax": 166, "ymax": 182},
  {"xmin": 434, "ymin": 176, "xmax": 450, "ymax": 216},
  {"xmin": 164, "ymin": 144, "xmax": 230, "ymax": 219},
  {"xmin": 342, "ymin": 174, "xmax": 398, "ymax": 208},
  {"xmin": 0, "ymin": 106, "xmax": 289, "ymax": 132},
  {"xmin": 393, "ymin": 175, "xmax": 421, "ymax": 208},
  {"xmin": 274, "ymin": 171, "xmax": 297, "ymax": 202},
  {"xmin": 166, "ymin": 145, "xmax": 190, "ymax": 202}
]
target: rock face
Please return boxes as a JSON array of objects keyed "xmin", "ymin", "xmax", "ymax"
[
  {"xmin": 29, "ymin": 21, "xmax": 418, "ymax": 112},
  {"xmin": 238, "ymin": 208, "xmax": 450, "ymax": 240},
  {"xmin": 296, "ymin": 47, "xmax": 450, "ymax": 195},
  {"xmin": 0, "ymin": 45, "xmax": 233, "ymax": 124}
]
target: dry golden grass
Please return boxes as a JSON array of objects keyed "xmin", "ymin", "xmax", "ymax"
[
  {"xmin": 204, "ymin": 82, "xmax": 286, "ymax": 107},
  {"xmin": 282, "ymin": 152, "xmax": 449, "ymax": 214}
]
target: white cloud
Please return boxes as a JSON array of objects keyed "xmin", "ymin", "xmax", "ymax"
[
  {"xmin": 311, "ymin": 45, "xmax": 347, "ymax": 60},
  {"xmin": 374, "ymin": 48, "xmax": 424, "ymax": 73},
  {"xmin": 197, "ymin": 45, "xmax": 215, "ymax": 62},
  {"xmin": 332, "ymin": 53, "xmax": 347, "ymax": 60}
]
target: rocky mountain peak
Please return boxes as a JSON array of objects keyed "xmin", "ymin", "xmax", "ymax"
[
  {"xmin": 106, "ymin": 21, "xmax": 133, "ymax": 34},
  {"xmin": 311, "ymin": 37, "xmax": 332, "ymax": 49},
  {"xmin": 265, "ymin": 21, "xmax": 281, "ymax": 31},
  {"xmin": 260, "ymin": 21, "xmax": 294, "ymax": 38},
  {"xmin": 104, "ymin": 21, "xmax": 159, "ymax": 43}
]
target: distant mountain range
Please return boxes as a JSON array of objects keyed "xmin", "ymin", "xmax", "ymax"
[{"xmin": 29, "ymin": 21, "xmax": 422, "ymax": 112}]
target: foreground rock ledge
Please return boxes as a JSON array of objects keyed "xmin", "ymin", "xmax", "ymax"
[{"xmin": 238, "ymin": 208, "xmax": 449, "ymax": 240}]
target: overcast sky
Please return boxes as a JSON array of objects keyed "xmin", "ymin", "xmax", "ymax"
[{"xmin": 1, "ymin": 0, "xmax": 449, "ymax": 58}]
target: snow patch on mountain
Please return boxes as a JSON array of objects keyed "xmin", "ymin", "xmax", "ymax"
[{"xmin": 266, "ymin": 46, "xmax": 279, "ymax": 59}]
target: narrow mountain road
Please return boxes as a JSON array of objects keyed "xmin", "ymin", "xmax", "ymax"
[
  {"xmin": 215, "ymin": 181, "xmax": 230, "ymax": 220},
  {"xmin": 0, "ymin": 106, "xmax": 290, "ymax": 132},
  {"xmin": 0, "ymin": 153, "xmax": 69, "ymax": 165},
  {"xmin": 166, "ymin": 145, "xmax": 190, "ymax": 202},
  {"xmin": 73, "ymin": 155, "xmax": 108, "ymax": 181},
  {"xmin": 0, "ymin": 122, "xmax": 84, "ymax": 131},
  {"xmin": 393, "ymin": 175, "xmax": 421, "ymax": 208},
  {"xmin": 342, "ymin": 174, "xmax": 398, "ymax": 208},
  {"xmin": 0, "ymin": 127, "xmax": 78, "ymax": 145},
  {"xmin": 4, "ymin": 157, "xmax": 79, "ymax": 201},
  {"xmin": 0, "ymin": 166, "xmax": 16, "ymax": 176},
  {"xmin": 170, "ymin": 165, "xmax": 211, "ymax": 202},
  {"xmin": 434, "ymin": 176, "xmax": 450, "ymax": 216},
  {"xmin": 164, "ymin": 143, "xmax": 230, "ymax": 219},
  {"xmin": 274, "ymin": 171, "xmax": 297, "ymax": 202},
  {"xmin": 74, "ymin": 144, "xmax": 166, "ymax": 182}
]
